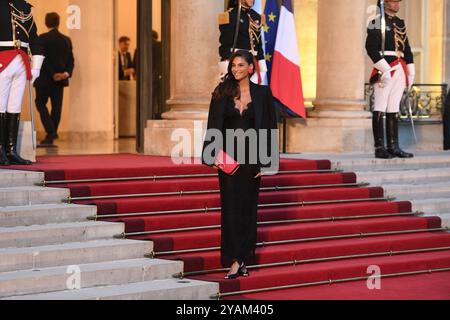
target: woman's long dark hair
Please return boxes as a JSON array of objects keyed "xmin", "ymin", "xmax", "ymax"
[{"xmin": 212, "ymin": 50, "xmax": 254, "ymax": 101}]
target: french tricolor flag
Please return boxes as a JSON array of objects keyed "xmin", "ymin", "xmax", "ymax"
[{"xmin": 270, "ymin": 0, "xmax": 306, "ymax": 118}]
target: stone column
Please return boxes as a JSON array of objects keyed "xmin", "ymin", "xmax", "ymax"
[
  {"xmin": 286, "ymin": 0, "xmax": 373, "ymax": 153},
  {"xmin": 66, "ymin": 0, "xmax": 115, "ymax": 142},
  {"xmin": 162, "ymin": 0, "xmax": 223, "ymax": 120},
  {"xmin": 145, "ymin": 0, "xmax": 223, "ymax": 155},
  {"xmin": 312, "ymin": 0, "xmax": 369, "ymax": 118}
]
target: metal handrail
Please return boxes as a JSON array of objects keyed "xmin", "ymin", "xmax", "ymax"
[
  {"xmin": 214, "ymin": 266, "xmax": 450, "ymax": 299},
  {"xmin": 175, "ymin": 245, "xmax": 450, "ymax": 279},
  {"xmin": 146, "ymin": 227, "xmax": 447, "ymax": 258},
  {"xmin": 116, "ymin": 211, "xmax": 422, "ymax": 238},
  {"xmin": 68, "ymin": 182, "xmax": 369, "ymax": 203},
  {"xmin": 42, "ymin": 168, "xmax": 342, "ymax": 186},
  {"xmin": 88, "ymin": 196, "xmax": 394, "ymax": 220}
]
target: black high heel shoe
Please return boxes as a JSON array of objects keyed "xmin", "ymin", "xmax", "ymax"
[
  {"xmin": 239, "ymin": 262, "xmax": 249, "ymax": 277},
  {"xmin": 224, "ymin": 261, "xmax": 244, "ymax": 280}
]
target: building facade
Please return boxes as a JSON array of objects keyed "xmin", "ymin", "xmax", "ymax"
[{"xmin": 25, "ymin": 0, "xmax": 449, "ymax": 154}]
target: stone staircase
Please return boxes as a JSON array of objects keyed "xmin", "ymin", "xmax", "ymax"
[
  {"xmin": 287, "ymin": 151, "xmax": 450, "ymax": 228},
  {"xmin": 0, "ymin": 169, "xmax": 218, "ymax": 300}
]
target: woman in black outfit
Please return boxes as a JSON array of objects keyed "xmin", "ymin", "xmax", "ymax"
[{"xmin": 202, "ymin": 50, "xmax": 278, "ymax": 279}]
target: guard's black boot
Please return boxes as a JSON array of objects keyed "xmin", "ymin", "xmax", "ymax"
[
  {"xmin": 372, "ymin": 111, "xmax": 392, "ymax": 159},
  {"xmin": 5, "ymin": 113, "xmax": 32, "ymax": 165},
  {"xmin": 386, "ymin": 113, "xmax": 414, "ymax": 158},
  {"xmin": 0, "ymin": 113, "xmax": 11, "ymax": 166}
]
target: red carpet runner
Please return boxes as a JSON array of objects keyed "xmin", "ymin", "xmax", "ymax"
[{"xmin": 12, "ymin": 154, "xmax": 450, "ymax": 300}]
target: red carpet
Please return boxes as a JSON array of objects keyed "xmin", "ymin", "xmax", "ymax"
[
  {"xmin": 13, "ymin": 154, "xmax": 450, "ymax": 300},
  {"xmin": 227, "ymin": 271, "xmax": 450, "ymax": 300}
]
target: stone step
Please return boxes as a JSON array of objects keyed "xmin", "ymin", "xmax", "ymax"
[
  {"xmin": 3, "ymin": 278, "xmax": 218, "ymax": 300},
  {"xmin": 0, "ymin": 186, "xmax": 69, "ymax": 207},
  {"xmin": 0, "ymin": 239, "xmax": 152, "ymax": 273},
  {"xmin": 0, "ymin": 221, "xmax": 124, "ymax": 248},
  {"xmin": 413, "ymin": 198, "xmax": 450, "ymax": 228},
  {"xmin": 384, "ymin": 182, "xmax": 450, "ymax": 200},
  {"xmin": 0, "ymin": 204, "xmax": 96, "ymax": 228},
  {"xmin": 357, "ymin": 168, "xmax": 450, "ymax": 185},
  {"xmin": 0, "ymin": 258, "xmax": 183, "ymax": 298},
  {"xmin": 413, "ymin": 198, "xmax": 450, "ymax": 215},
  {"xmin": 0, "ymin": 169, "xmax": 44, "ymax": 188},
  {"xmin": 286, "ymin": 152, "xmax": 450, "ymax": 172}
]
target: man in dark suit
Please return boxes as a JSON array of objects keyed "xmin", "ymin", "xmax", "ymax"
[
  {"xmin": 34, "ymin": 12, "xmax": 74, "ymax": 147},
  {"xmin": 118, "ymin": 36, "xmax": 135, "ymax": 81}
]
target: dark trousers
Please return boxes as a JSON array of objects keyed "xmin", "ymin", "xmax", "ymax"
[{"xmin": 35, "ymin": 85, "xmax": 64, "ymax": 137}]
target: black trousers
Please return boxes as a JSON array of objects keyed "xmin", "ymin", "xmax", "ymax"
[{"xmin": 35, "ymin": 85, "xmax": 64, "ymax": 137}]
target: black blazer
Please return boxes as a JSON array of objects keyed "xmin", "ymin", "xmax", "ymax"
[
  {"xmin": 34, "ymin": 29, "xmax": 74, "ymax": 88},
  {"xmin": 118, "ymin": 51, "xmax": 135, "ymax": 80},
  {"xmin": 202, "ymin": 82, "xmax": 278, "ymax": 171}
]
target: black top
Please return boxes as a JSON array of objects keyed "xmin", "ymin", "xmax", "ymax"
[
  {"xmin": 0, "ymin": 0, "xmax": 42, "ymax": 55},
  {"xmin": 202, "ymin": 83, "xmax": 278, "ymax": 170},
  {"xmin": 219, "ymin": 7, "xmax": 264, "ymax": 61},
  {"xmin": 222, "ymin": 102, "xmax": 256, "ymax": 163},
  {"xmin": 34, "ymin": 29, "xmax": 74, "ymax": 88},
  {"xmin": 366, "ymin": 13, "xmax": 414, "ymax": 65}
]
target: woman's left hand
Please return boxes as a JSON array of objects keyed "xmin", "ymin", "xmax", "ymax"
[{"xmin": 254, "ymin": 172, "xmax": 263, "ymax": 179}]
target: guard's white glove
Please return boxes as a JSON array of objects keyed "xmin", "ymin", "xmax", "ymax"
[
  {"xmin": 374, "ymin": 59, "xmax": 392, "ymax": 87},
  {"xmin": 258, "ymin": 59, "xmax": 268, "ymax": 73},
  {"xmin": 31, "ymin": 55, "xmax": 45, "ymax": 84},
  {"xmin": 407, "ymin": 63, "xmax": 415, "ymax": 91},
  {"xmin": 219, "ymin": 60, "xmax": 229, "ymax": 80}
]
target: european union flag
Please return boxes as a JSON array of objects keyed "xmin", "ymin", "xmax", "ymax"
[{"xmin": 263, "ymin": 0, "xmax": 280, "ymax": 83}]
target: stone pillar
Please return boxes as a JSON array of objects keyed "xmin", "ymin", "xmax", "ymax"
[
  {"xmin": 162, "ymin": 0, "xmax": 222, "ymax": 120},
  {"xmin": 145, "ymin": 0, "xmax": 223, "ymax": 155},
  {"xmin": 285, "ymin": 0, "xmax": 373, "ymax": 153},
  {"xmin": 313, "ymin": 0, "xmax": 369, "ymax": 117},
  {"xmin": 66, "ymin": 0, "xmax": 115, "ymax": 142}
]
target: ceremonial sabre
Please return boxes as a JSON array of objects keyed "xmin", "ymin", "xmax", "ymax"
[
  {"xmin": 232, "ymin": 0, "xmax": 243, "ymax": 53},
  {"xmin": 28, "ymin": 80, "xmax": 36, "ymax": 150},
  {"xmin": 406, "ymin": 90, "xmax": 418, "ymax": 143},
  {"xmin": 380, "ymin": 0, "xmax": 386, "ymax": 56},
  {"xmin": 380, "ymin": 0, "xmax": 387, "ymax": 88}
]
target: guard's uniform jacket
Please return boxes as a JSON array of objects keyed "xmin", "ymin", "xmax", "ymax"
[
  {"xmin": 0, "ymin": 0, "xmax": 43, "ymax": 79},
  {"xmin": 219, "ymin": 7, "xmax": 265, "ymax": 62},
  {"xmin": 366, "ymin": 13, "xmax": 414, "ymax": 85},
  {"xmin": 218, "ymin": 7, "xmax": 267, "ymax": 84}
]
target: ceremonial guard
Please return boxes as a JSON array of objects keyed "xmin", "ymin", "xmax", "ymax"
[
  {"xmin": 366, "ymin": 0, "xmax": 414, "ymax": 159},
  {"xmin": 0, "ymin": 0, "xmax": 44, "ymax": 165},
  {"xmin": 218, "ymin": 0, "xmax": 267, "ymax": 84}
]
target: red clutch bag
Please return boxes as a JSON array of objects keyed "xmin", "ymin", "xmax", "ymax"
[{"xmin": 214, "ymin": 150, "xmax": 240, "ymax": 175}]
